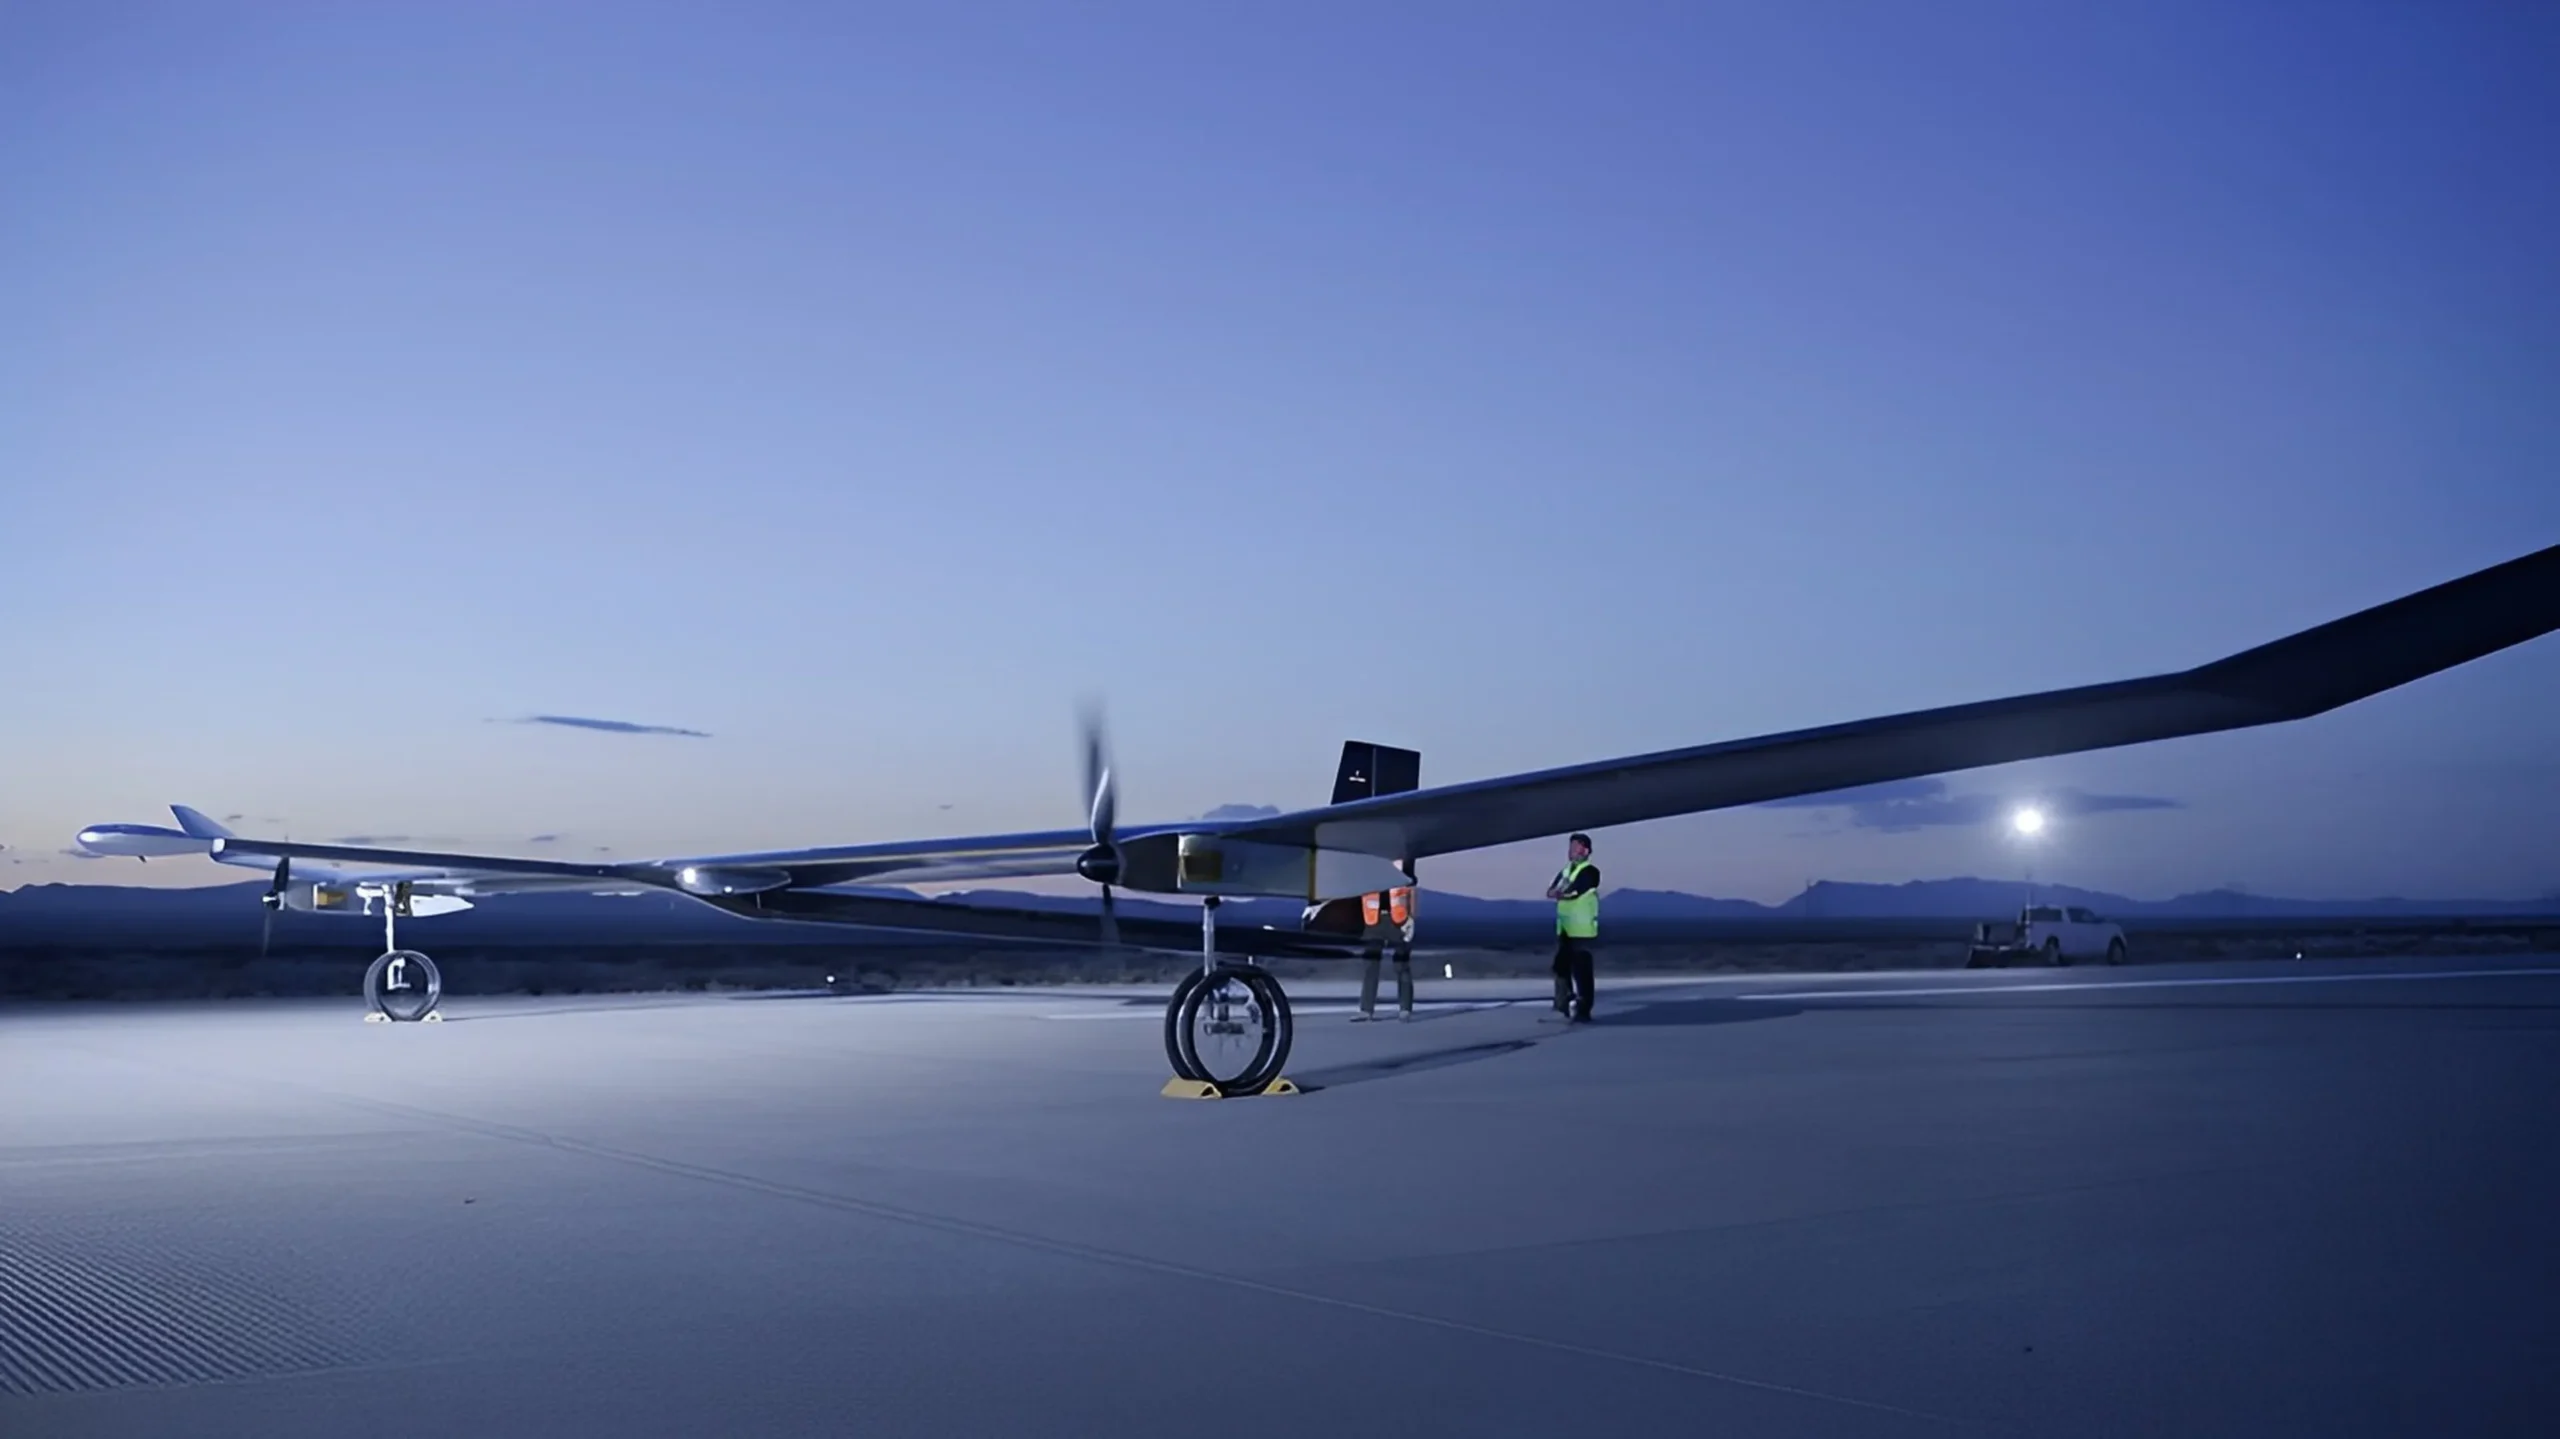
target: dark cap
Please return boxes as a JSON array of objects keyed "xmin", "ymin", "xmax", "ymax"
[{"xmin": 1568, "ymin": 833, "xmax": 1592, "ymax": 848}]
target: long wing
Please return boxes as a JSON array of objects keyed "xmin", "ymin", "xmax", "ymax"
[
  {"xmin": 209, "ymin": 841, "xmax": 622, "ymax": 897},
  {"xmin": 204, "ymin": 542, "xmax": 2558, "ymax": 896},
  {"xmin": 202, "ymin": 827, "xmax": 1215, "ymax": 892},
  {"xmin": 692, "ymin": 888, "xmax": 1369, "ymax": 958},
  {"xmin": 71, "ymin": 809, "xmax": 639, "ymax": 897},
  {"xmin": 1219, "ymin": 540, "xmax": 2560, "ymax": 860}
]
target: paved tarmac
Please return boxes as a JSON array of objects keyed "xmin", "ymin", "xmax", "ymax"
[{"xmin": 5, "ymin": 956, "xmax": 2558, "ymax": 1436}]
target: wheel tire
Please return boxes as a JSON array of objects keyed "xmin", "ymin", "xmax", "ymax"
[
  {"xmin": 2106, "ymin": 938, "xmax": 2127, "ymax": 966},
  {"xmin": 1162, "ymin": 967, "xmax": 1209, "ymax": 1082},
  {"xmin": 365, "ymin": 949, "xmax": 442, "ymax": 1022},
  {"xmin": 1235, "ymin": 969, "xmax": 1294, "ymax": 1093},
  {"xmin": 1192, "ymin": 966, "xmax": 1289, "ymax": 1096},
  {"xmin": 2044, "ymin": 937, "xmax": 2064, "ymax": 967},
  {"xmin": 1175, "ymin": 964, "xmax": 1292, "ymax": 1096}
]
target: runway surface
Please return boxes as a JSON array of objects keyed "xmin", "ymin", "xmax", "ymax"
[{"xmin": 6, "ymin": 956, "xmax": 2558, "ymax": 1436}]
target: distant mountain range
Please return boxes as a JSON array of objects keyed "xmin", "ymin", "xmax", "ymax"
[{"xmin": 4, "ymin": 877, "xmax": 2553, "ymax": 949}]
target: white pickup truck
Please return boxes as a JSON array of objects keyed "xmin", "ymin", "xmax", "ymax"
[{"xmin": 1967, "ymin": 903, "xmax": 2129, "ymax": 967}]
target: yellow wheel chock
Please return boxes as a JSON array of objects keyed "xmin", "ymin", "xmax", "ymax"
[{"xmin": 1160, "ymin": 1076, "xmax": 1301, "ymax": 1099}]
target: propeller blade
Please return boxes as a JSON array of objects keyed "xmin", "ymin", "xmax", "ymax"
[
  {"xmin": 259, "ymin": 856, "xmax": 289, "ymax": 959},
  {"xmin": 1080, "ymin": 705, "xmax": 1115, "ymax": 844},
  {"xmin": 1078, "ymin": 703, "xmax": 1123, "ymax": 947}
]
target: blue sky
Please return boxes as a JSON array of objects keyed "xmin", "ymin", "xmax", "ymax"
[{"xmin": 5, "ymin": 1, "xmax": 2556, "ymax": 903}]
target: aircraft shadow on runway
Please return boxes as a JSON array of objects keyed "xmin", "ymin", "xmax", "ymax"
[
  {"xmin": 432, "ymin": 999, "xmax": 709, "ymax": 1022},
  {"xmin": 724, "ymin": 990, "xmax": 945, "ymax": 1004},
  {"xmin": 437, "ymin": 992, "xmax": 946, "ymax": 1022},
  {"xmin": 1288, "ymin": 1039, "xmax": 1543, "ymax": 1092},
  {"xmin": 1764, "ymin": 999, "xmax": 2560, "ymax": 1014},
  {"xmin": 1291, "ymin": 998, "xmax": 1802, "ymax": 1092},
  {"xmin": 1596, "ymin": 996, "xmax": 1808, "ymax": 1029}
]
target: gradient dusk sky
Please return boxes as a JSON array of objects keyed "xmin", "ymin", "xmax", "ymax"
[{"xmin": 5, "ymin": 2, "xmax": 2556, "ymax": 904}]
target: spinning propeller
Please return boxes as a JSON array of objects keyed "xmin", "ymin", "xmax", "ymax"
[
  {"xmin": 1073, "ymin": 707, "xmax": 1122, "ymax": 946},
  {"xmin": 259, "ymin": 856, "xmax": 290, "ymax": 959}
]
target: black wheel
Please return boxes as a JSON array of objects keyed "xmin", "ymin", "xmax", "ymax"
[
  {"xmin": 2044, "ymin": 937, "xmax": 2065, "ymax": 967},
  {"xmin": 1162, "ymin": 967, "xmax": 1210, "ymax": 1082},
  {"xmin": 1174, "ymin": 964, "xmax": 1292, "ymax": 1096},
  {"xmin": 365, "ymin": 949, "xmax": 442, "ymax": 1022},
  {"xmin": 2106, "ymin": 938, "xmax": 2127, "ymax": 966}
]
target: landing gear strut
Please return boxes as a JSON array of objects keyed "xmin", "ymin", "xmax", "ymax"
[
  {"xmin": 361, "ymin": 882, "xmax": 442, "ymax": 1023},
  {"xmin": 1161, "ymin": 897, "xmax": 1292, "ymax": 1095}
]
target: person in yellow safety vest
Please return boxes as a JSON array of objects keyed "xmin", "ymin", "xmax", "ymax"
[
  {"xmin": 1546, "ymin": 833, "xmax": 1599, "ymax": 1022},
  {"xmin": 1354, "ymin": 884, "xmax": 1416, "ymax": 1021}
]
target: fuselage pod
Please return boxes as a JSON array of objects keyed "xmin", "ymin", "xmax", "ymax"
[
  {"xmin": 673, "ymin": 865, "xmax": 793, "ymax": 896},
  {"xmin": 74, "ymin": 823, "xmax": 209, "ymax": 859}
]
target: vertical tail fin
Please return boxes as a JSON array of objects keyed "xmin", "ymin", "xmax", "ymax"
[
  {"xmin": 170, "ymin": 806, "xmax": 236, "ymax": 840},
  {"xmin": 1330, "ymin": 741, "xmax": 1421, "ymax": 805},
  {"xmin": 1308, "ymin": 742, "xmax": 1423, "ymax": 940}
]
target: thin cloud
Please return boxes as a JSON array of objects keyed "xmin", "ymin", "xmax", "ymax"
[
  {"xmin": 1760, "ymin": 778, "xmax": 2179, "ymax": 832},
  {"xmin": 501, "ymin": 715, "xmax": 712, "ymax": 738},
  {"xmin": 1758, "ymin": 778, "xmax": 1948, "ymax": 810}
]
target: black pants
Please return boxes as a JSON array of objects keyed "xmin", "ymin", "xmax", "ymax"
[
  {"xmin": 1360, "ymin": 944, "xmax": 1413, "ymax": 1015},
  {"xmin": 1553, "ymin": 935, "xmax": 1594, "ymax": 1020}
]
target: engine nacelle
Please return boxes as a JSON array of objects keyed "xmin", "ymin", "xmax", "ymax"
[
  {"xmin": 281, "ymin": 884, "xmax": 472, "ymax": 917},
  {"xmin": 1172, "ymin": 834, "xmax": 1412, "ymax": 902},
  {"xmin": 673, "ymin": 865, "xmax": 792, "ymax": 897},
  {"xmin": 282, "ymin": 883, "xmax": 365, "ymax": 915}
]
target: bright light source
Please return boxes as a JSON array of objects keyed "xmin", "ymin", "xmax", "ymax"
[
  {"xmin": 2011, "ymin": 806, "xmax": 2046, "ymax": 837},
  {"xmin": 1444, "ymin": 963, "xmax": 1454, "ymax": 979}
]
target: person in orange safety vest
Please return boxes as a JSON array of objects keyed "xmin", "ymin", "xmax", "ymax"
[{"xmin": 1354, "ymin": 882, "xmax": 1416, "ymax": 1021}]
